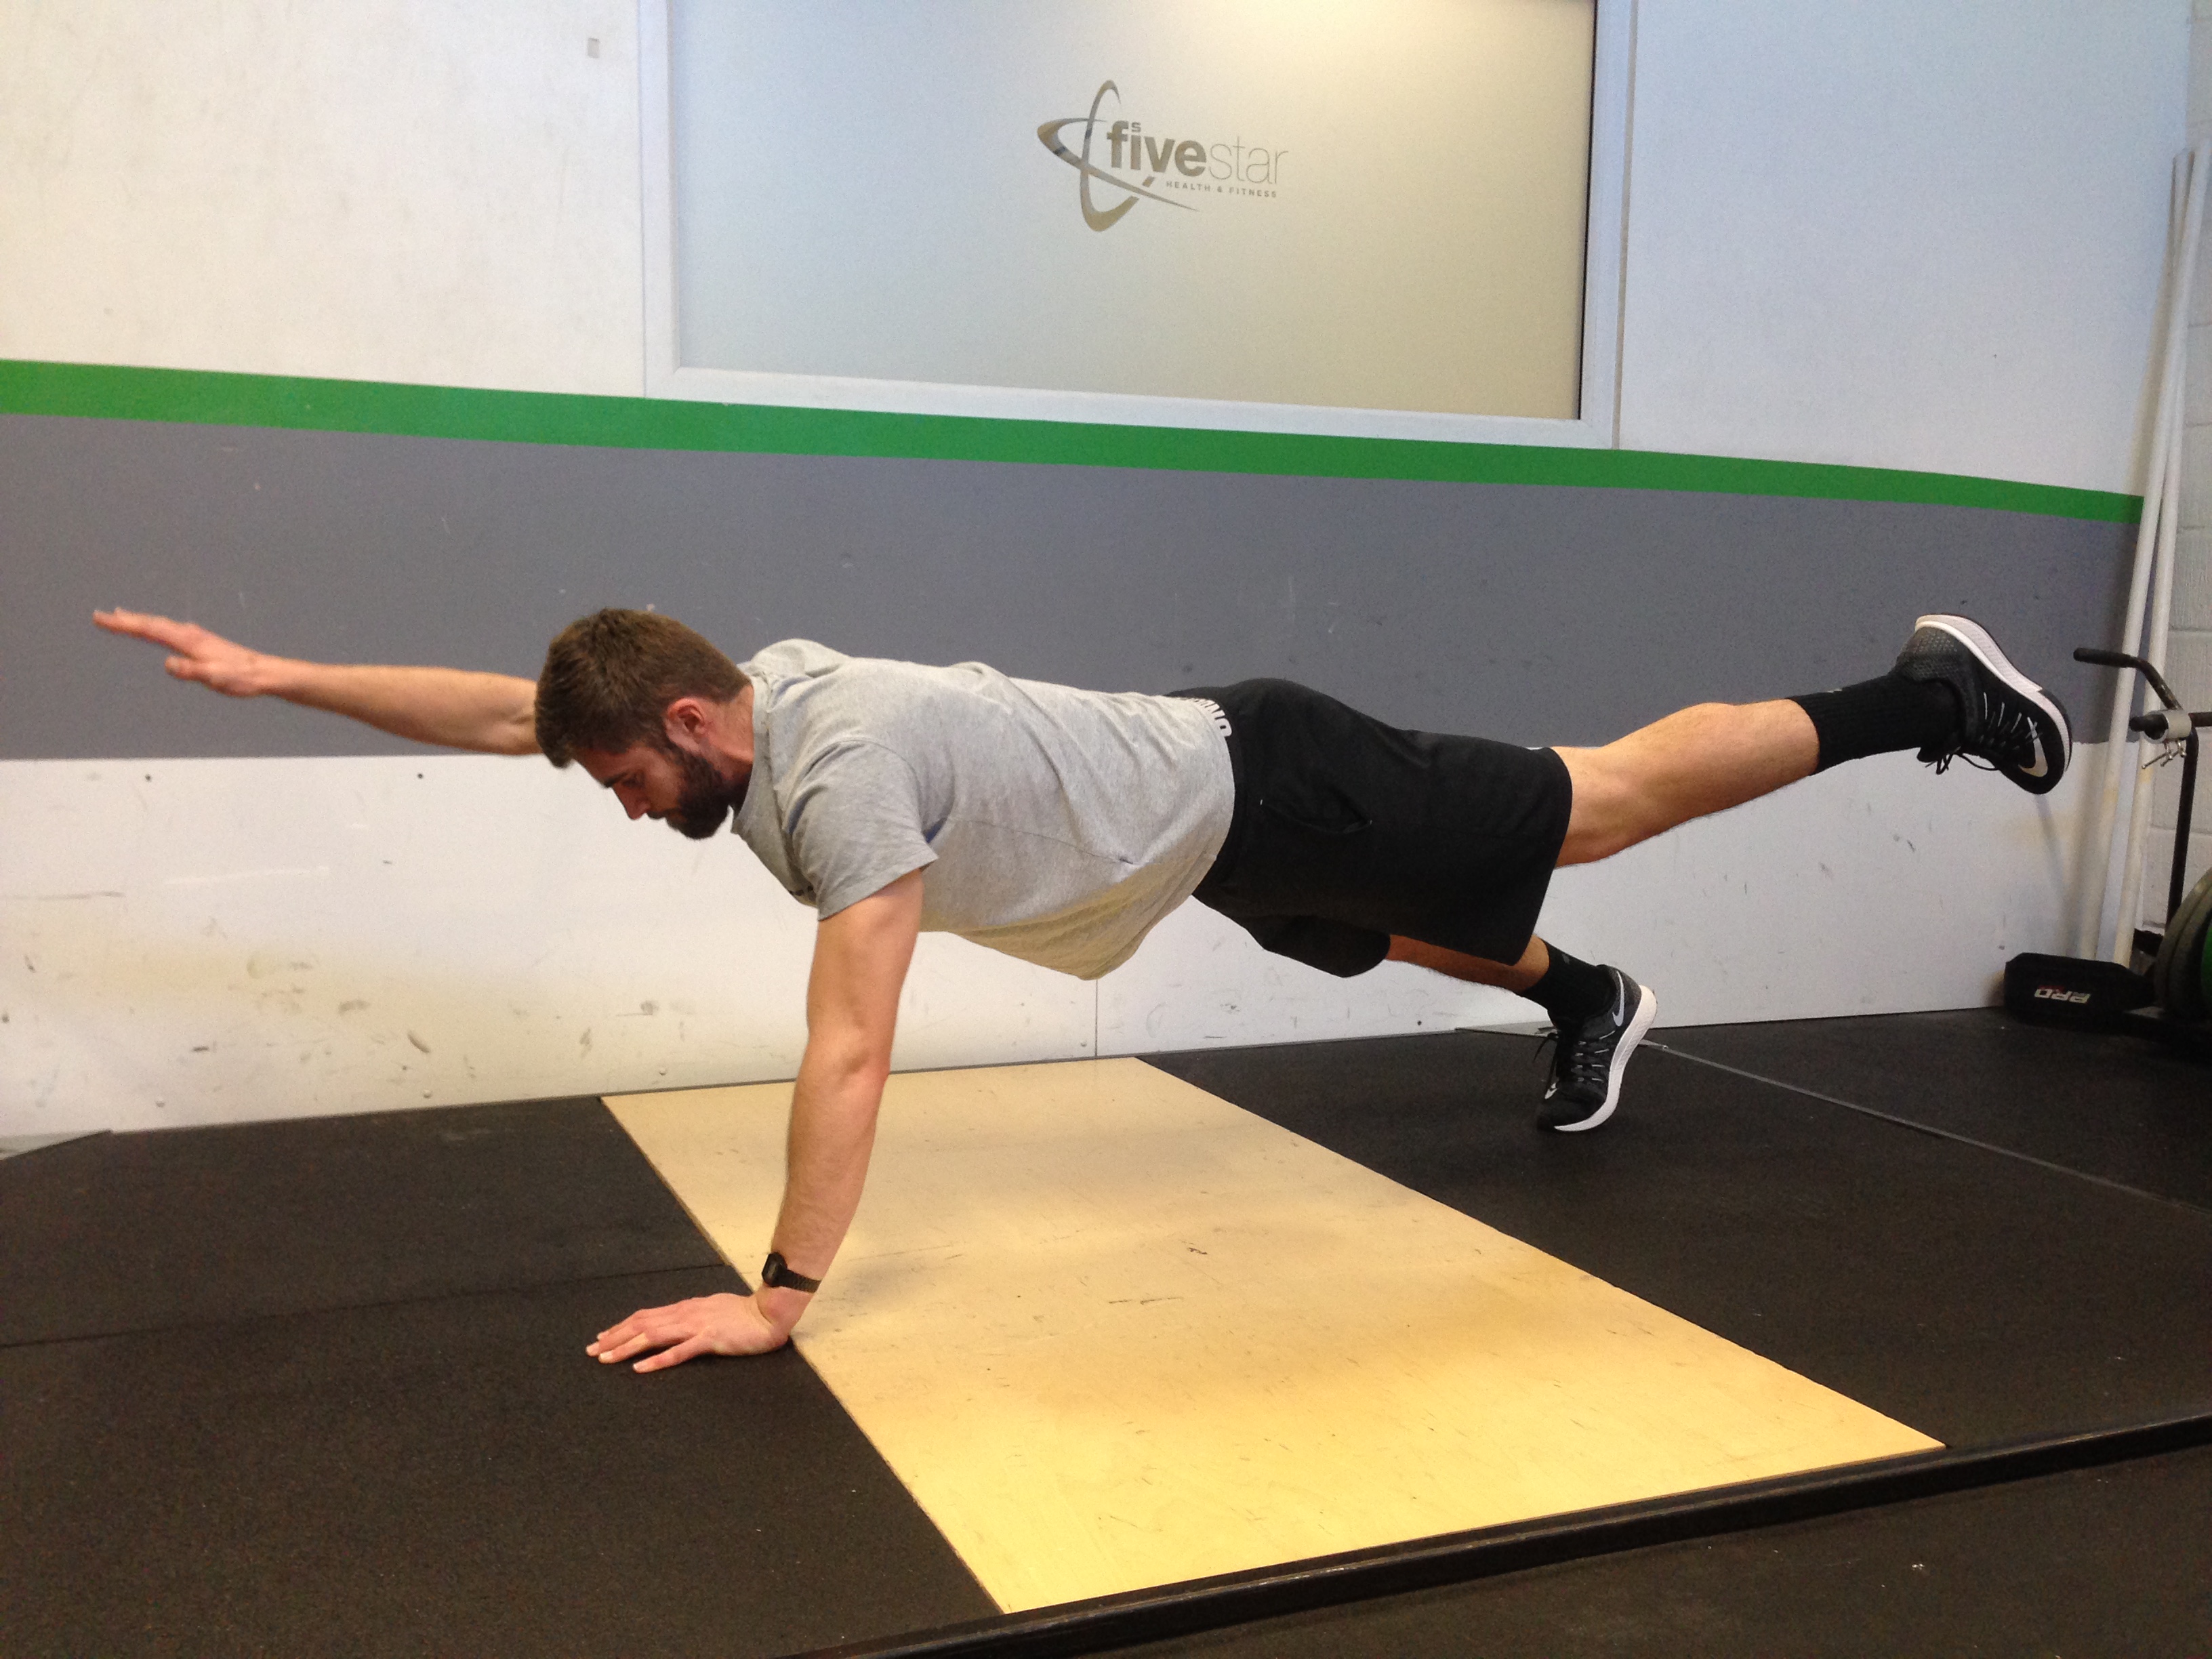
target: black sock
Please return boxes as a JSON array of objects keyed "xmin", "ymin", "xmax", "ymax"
[
  {"xmin": 1526, "ymin": 947, "xmax": 1614, "ymax": 1029},
  {"xmin": 1792, "ymin": 674, "xmax": 1959, "ymax": 772}
]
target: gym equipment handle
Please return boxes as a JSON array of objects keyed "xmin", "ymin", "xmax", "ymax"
[{"xmin": 2075, "ymin": 644, "xmax": 2187, "ymax": 715}]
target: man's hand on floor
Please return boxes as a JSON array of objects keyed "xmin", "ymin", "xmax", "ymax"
[{"xmin": 588, "ymin": 1290, "xmax": 790, "ymax": 1371}]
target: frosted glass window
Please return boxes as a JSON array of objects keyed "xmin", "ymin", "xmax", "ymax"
[{"xmin": 671, "ymin": 0, "xmax": 1597, "ymax": 419}]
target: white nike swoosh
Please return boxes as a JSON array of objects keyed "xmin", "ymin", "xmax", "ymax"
[{"xmin": 2022, "ymin": 729, "xmax": 2048, "ymax": 778}]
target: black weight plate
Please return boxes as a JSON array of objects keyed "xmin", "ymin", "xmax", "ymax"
[
  {"xmin": 2152, "ymin": 869, "xmax": 2212, "ymax": 1017},
  {"xmin": 2198, "ymin": 903, "xmax": 2212, "ymax": 1019},
  {"xmin": 2179, "ymin": 870, "xmax": 2212, "ymax": 1022}
]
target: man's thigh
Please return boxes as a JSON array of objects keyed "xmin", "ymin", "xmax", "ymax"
[{"xmin": 1181, "ymin": 678, "xmax": 1571, "ymax": 973}]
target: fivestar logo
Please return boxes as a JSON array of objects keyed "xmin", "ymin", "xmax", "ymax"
[{"xmin": 1036, "ymin": 81, "xmax": 1285, "ymax": 232}]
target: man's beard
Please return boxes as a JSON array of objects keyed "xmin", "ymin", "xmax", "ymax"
[{"xmin": 658, "ymin": 743, "xmax": 746, "ymax": 840}]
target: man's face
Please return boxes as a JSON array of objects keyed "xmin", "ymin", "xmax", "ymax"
[{"xmin": 577, "ymin": 739, "xmax": 746, "ymax": 840}]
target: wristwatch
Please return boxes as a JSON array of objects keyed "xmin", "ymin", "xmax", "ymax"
[{"xmin": 759, "ymin": 1251, "xmax": 821, "ymax": 1293}]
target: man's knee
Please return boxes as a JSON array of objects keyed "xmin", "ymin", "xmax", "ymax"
[
  {"xmin": 1555, "ymin": 744, "xmax": 1643, "ymax": 865},
  {"xmin": 1555, "ymin": 701, "xmax": 1816, "ymax": 865}
]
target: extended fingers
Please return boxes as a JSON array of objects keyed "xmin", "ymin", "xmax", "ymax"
[
  {"xmin": 96, "ymin": 608, "xmax": 192, "ymax": 647},
  {"xmin": 100, "ymin": 609, "xmax": 238, "ymax": 682},
  {"xmin": 634, "ymin": 1334, "xmax": 713, "ymax": 1373},
  {"xmin": 588, "ymin": 1299, "xmax": 690, "ymax": 1363},
  {"xmin": 592, "ymin": 1325, "xmax": 672, "ymax": 1364},
  {"xmin": 587, "ymin": 1320, "xmax": 652, "ymax": 1361},
  {"xmin": 593, "ymin": 1297, "xmax": 687, "ymax": 1343}
]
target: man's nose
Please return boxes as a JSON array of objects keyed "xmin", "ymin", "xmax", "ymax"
[{"xmin": 617, "ymin": 788, "xmax": 648, "ymax": 820}]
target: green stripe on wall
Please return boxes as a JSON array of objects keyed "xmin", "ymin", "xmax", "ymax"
[{"xmin": 0, "ymin": 358, "xmax": 2141, "ymax": 523}]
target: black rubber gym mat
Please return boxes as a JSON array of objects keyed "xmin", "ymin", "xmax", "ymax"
[
  {"xmin": 1103, "ymin": 1443, "xmax": 2212, "ymax": 1658},
  {"xmin": 0, "ymin": 1265, "xmax": 997, "ymax": 1659},
  {"xmin": 1142, "ymin": 1033, "xmax": 2212, "ymax": 1447},
  {"xmin": 1658, "ymin": 1007, "xmax": 2212, "ymax": 1211},
  {"xmin": 0, "ymin": 1096, "xmax": 722, "ymax": 1345}
]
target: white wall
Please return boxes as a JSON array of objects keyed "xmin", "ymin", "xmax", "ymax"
[
  {"xmin": 0, "ymin": 1, "xmax": 2188, "ymax": 1132},
  {"xmin": 2, "ymin": 753, "xmax": 2094, "ymax": 1132},
  {"xmin": 2154, "ymin": 0, "xmax": 2212, "ymax": 924},
  {"xmin": 0, "ymin": 0, "xmax": 644, "ymax": 397},
  {"xmin": 1, "ymin": 758, "xmax": 1090, "ymax": 1128},
  {"xmin": 1620, "ymin": 0, "xmax": 2186, "ymax": 493}
]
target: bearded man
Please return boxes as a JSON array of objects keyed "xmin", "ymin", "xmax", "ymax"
[{"xmin": 96, "ymin": 605, "xmax": 2069, "ymax": 1370}]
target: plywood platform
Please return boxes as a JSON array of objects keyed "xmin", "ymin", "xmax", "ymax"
[{"xmin": 609, "ymin": 1058, "xmax": 1938, "ymax": 1612}]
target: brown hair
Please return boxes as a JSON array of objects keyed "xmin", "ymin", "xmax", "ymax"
[{"xmin": 534, "ymin": 609, "xmax": 747, "ymax": 766}]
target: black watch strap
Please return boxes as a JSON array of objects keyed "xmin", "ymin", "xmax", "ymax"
[{"xmin": 760, "ymin": 1251, "xmax": 821, "ymax": 1293}]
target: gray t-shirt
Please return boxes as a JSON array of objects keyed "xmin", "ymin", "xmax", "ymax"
[{"xmin": 731, "ymin": 640, "xmax": 1235, "ymax": 979}]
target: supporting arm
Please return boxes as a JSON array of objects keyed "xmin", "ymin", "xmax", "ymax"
[{"xmin": 588, "ymin": 867, "xmax": 925, "ymax": 1371}]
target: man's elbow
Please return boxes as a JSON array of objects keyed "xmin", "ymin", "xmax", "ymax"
[
  {"xmin": 501, "ymin": 705, "xmax": 541, "ymax": 755},
  {"xmin": 806, "ymin": 1030, "xmax": 895, "ymax": 1095}
]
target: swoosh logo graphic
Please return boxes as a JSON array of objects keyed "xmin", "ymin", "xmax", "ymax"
[
  {"xmin": 2022, "ymin": 728, "xmax": 2049, "ymax": 778},
  {"xmin": 1037, "ymin": 80, "xmax": 1197, "ymax": 230}
]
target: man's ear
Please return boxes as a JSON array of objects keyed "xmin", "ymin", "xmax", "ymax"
[{"xmin": 661, "ymin": 696, "xmax": 712, "ymax": 747}]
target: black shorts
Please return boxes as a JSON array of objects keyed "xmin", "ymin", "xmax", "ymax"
[{"xmin": 1176, "ymin": 680, "xmax": 1572, "ymax": 977}]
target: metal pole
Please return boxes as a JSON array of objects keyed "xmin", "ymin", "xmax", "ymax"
[
  {"xmin": 2101, "ymin": 142, "xmax": 2211, "ymax": 961},
  {"xmin": 2082, "ymin": 148, "xmax": 2204, "ymax": 955},
  {"xmin": 2114, "ymin": 384, "xmax": 2193, "ymax": 954}
]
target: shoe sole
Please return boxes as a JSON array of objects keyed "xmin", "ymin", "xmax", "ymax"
[
  {"xmin": 1914, "ymin": 613, "xmax": 2072, "ymax": 787},
  {"xmin": 1545, "ymin": 982, "xmax": 1658, "ymax": 1133}
]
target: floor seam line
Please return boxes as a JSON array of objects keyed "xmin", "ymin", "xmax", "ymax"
[
  {"xmin": 0, "ymin": 1257, "xmax": 733, "ymax": 1353},
  {"xmin": 1650, "ymin": 1043, "xmax": 2212, "ymax": 1219},
  {"xmin": 811, "ymin": 1410, "xmax": 2212, "ymax": 1659}
]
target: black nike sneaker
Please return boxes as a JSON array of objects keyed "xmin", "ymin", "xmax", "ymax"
[
  {"xmin": 1892, "ymin": 614, "xmax": 2071, "ymax": 794},
  {"xmin": 1537, "ymin": 967, "xmax": 1658, "ymax": 1133}
]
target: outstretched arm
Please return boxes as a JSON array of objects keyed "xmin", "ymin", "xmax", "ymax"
[
  {"xmin": 95, "ymin": 608, "xmax": 539, "ymax": 756},
  {"xmin": 588, "ymin": 867, "xmax": 924, "ymax": 1371}
]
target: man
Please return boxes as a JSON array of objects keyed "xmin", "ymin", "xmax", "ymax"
[{"xmin": 94, "ymin": 605, "xmax": 2070, "ymax": 1372}]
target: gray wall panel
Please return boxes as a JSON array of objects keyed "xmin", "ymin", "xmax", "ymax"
[{"xmin": 3, "ymin": 413, "xmax": 2132, "ymax": 760}]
